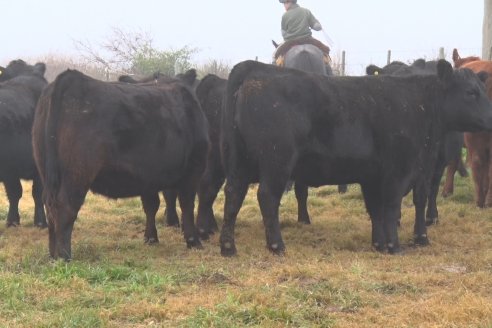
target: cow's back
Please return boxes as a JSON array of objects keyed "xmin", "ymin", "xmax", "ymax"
[{"xmin": 34, "ymin": 69, "xmax": 208, "ymax": 199}]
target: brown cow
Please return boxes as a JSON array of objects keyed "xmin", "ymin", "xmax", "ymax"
[{"xmin": 453, "ymin": 49, "xmax": 492, "ymax": 207}]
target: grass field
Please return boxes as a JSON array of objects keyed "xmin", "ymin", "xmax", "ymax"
[{"xmin": 0, "ymin": 174, "xmax": 491, "ymax": 327}]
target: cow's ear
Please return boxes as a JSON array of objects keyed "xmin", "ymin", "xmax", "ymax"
[
  {"xmin": 437, "ymin": 59, "xmax": 453, "ymax": 84},
  {"xmin": 366, "ymin": 65, "xmax": 381, "ymax": 76},
  {"xmin": 412, "ymin": 59, "xmax": 426, "ymax": 69},
  {"xmin": 34, "ymin": 63, "xmax": 46, "ymax": 76},
  {"xmin": 181, "ymin": 69, "xmax": 197, "ymax": 87},
  {"xmin": 477, "ymin": 71, "xmax": 489, "ymax": 83}
]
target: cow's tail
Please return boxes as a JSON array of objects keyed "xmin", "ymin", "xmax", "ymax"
[
  {"xmin": 42, "ymin": 70, "xmax": 76, "ymax": 201},
  {"xmin": 221, "ymin": 62, "xmax": 256, "ymax": 175}
]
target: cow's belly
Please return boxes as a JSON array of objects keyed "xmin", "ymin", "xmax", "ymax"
[
  {"xmin": 0, "ymin": 133, "xmax": 36, "ymax": 180},
  {"xmin": 90, "ymin": 166, "xmax": 185, "ymax": 198},
  {"xmin": 293, "ymin": 156, "xmax": 379, "ymax": 186}
]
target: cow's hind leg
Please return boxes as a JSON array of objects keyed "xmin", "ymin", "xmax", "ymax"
[
  {"xmin": 32, "ymin": 176, "xmax": 47, "ymax": 228},
  {"xmin": 46, "ymin": 187, "xmax": 84, "ymax": 261},
  {"xmin": 361, "ymin": 183, "xmax": 385, "ymax": 252},
  {"xmin": 470, "ymin": 151, "xmax": 488, "ymax": 207},
  {"xmin": 4, "ymin": 178, "xmax": 22, "ymax": 227},
  {"xmin": 414, "ymin": 178, "xmax": 430, "ymax": 246},
  {"xmin": 426, "ymin": 160, "xmax": 446, "ymax": 226},
  {"xmin": 338, "ymin": 184, "xmax": 348, "ymax": 194},
  {"xmin": 163, "ymin": 190, "xmax": 180, "ymax": 228},
  {"xmin": 196, "ymin": 166, "xmax": 224, "ymax": 239},
  {"xmin": 141, "ymin": 192, "xmax": 160, "ymax": 244},
  {"xmin": 178, "ymin": 186, "xmax": 202, "ymax": 249},
  {"xmin": 295, "ymin": 183, "xmax": 310, "ymax": 224},
  {"xmin": 442, "ymin": 160, "xmax": 458, "ymax": 198},
  {"xmin": 220, "ymin": 174, "xmax": 249, "ymax": 257},
  {"xmin": 484, "ymin": 159, "xmax": 492, "ymax": 207},
  {"xmin": 257, "ymin": 165, "xmax": 291, "ymax": 255}
]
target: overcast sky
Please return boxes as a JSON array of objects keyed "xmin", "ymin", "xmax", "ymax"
[{"xmin": 0, "ymin": 0, "xmax": 484, "ymax": 75}]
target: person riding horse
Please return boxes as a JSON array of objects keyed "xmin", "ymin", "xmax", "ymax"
[{"xmin": 275, "ymin": 0, "xmax": 330, "ymax": 64}]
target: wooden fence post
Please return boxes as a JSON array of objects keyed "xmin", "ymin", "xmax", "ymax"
[
  {"xmin": 341, "ymin": 50, "xmax": 346, "ymax": 76},
  {"xmin": 439, "ymin": 47, "xmax": 445, "ymax": 59}
]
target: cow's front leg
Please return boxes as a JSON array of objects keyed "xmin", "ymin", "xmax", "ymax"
[
  {"xmin": 383, "ymin": 197, "xmax": 403, "ymax": 254},
  {"xmin": 361, "ymin": 183, "xmax": 385, "ymax": 252},
  {"xmin": 141, "ymin": 192, "xmax": 160, "ymax": 244},
  {"xmin": 162, "ymin": 190, "xmax": 180, "ymax": 228},
  {"xmin": 294, "ymin": 183, "xmax": 310, "ymax": 224},
  {"xmin": 4, "ymin": 178, "xmax": 22, "ymax": 227}
]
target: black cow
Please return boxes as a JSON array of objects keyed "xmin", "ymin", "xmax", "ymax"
[
  {"xmin": 366, "ymin": 59, "xmax": 466, "ymax": 225},
  {"xmin": 162, "ymin": 74, "xmax": 227, "ymax": 238},
  {"xmin": 32, "ymin": 69, "xmax": 209, "ymax": 260},
  {"xmin": 117, "ymin": 71, "xmax": 221, "ymax": 237},
  {"xmin": 219, "ymin": 60, "xmax": 492, "ymax": 256},
  {"xmin": 0, "ymin": 60, "xmax": 47, "ymax": 228}
]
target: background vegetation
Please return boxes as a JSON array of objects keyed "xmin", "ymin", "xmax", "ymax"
[{"xmin": 0, "ymin": 174, "xmax": 490, "ymax": 327}]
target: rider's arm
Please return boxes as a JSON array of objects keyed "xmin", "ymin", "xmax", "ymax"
[{"xmin": 308, "ymin": 11, "xmax": 322, "ymax": 31}]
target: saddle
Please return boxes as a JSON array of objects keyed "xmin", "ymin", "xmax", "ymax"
[{"xmin": 274, "ymin": 36, "xmax": 331, "ymax": 67}]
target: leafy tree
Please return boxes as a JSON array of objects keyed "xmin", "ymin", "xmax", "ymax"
[{"xmin": 74, "ymin": 27, "xmax": 197, "ymax": 79}]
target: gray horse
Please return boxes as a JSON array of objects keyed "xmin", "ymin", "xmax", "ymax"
[{"xmin": 283, "ymin": 44, "xmax": 333, "ymax": 76}]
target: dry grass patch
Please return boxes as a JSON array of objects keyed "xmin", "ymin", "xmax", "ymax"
[{"xmin": 0, "ymin": 178, "xmax": 490, "ymax": 327}]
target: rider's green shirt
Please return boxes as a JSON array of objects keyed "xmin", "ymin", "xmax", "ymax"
[{"xmin": 281, "ymin": 4, "xmax": 321, "ymax": 41}]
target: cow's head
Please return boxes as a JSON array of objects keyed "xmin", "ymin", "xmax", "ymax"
[
  {"xmin": 0, "ymin": 60, "xmax": 46, "ymax": 82},
  {"xmin": 439, "ymin": 59, "xmax": 492, "ymax": 132}
]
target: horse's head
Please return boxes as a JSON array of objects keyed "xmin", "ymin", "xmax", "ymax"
[{"xmin": 452, "ymin": 48, "xmax": 481, "ymax": 68}]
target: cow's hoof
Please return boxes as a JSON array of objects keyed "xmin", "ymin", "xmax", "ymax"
[
  {"xmin": 144, "ymin": 237, "xmax": 159, "ymax": 245},
  {"xmin": 35, "ymin": 222, "xmax": 48, "ymax": 229},
  {"xmin": 413, "ymin": 235, "xmax": 430, "ymax": 246},
  {"xmin": 298, "ymin": 219, "xmax": 311, "ymax": 225},
  {"xmin": 6, "ymin": 221, "xmax": 20, "ymax": 228},
  {"xmin": 220, "ymin": 242, "xmax": 237, "ymax": 257},
  {"xmin": 186, "ymin": 237, "xmax": 203, "ymax": 249},
  {"xmin": 197, "ymin": 228, "xmax": 212, "ymax": 241},
  {"xmin": 441, "ymin": 190, "xmax": 452, "ymax": 198},
  {"xmin": 387, "ymin": 243, "xmax": 402, "ymax": 254},
  {"xmin": 338, "ymin": 185, "xmax": 348, "ymax": 194},
  {"xmin": 425, "ymin": 218, "xmax": 438, "ymax": 226},
  {"xmin": 373, "ymin": 242, "xmax": 386, "ymax": 253},
  {"xmin": 166, "ymin": 221, "xmax": 180, "ymax": 228},
  {"xmin": 268, "ymin": 243, "xmax": 285, "ymax": 256}
]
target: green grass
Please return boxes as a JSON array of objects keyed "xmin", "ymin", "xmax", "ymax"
[{"xmin": 0, "ymin": 175, "xmax": 491, "ymax": 327}]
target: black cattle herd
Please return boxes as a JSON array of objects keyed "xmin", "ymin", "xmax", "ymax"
[{"xmin": 1, "ymin": 56, "xmax": 491, "ymax": 260}]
